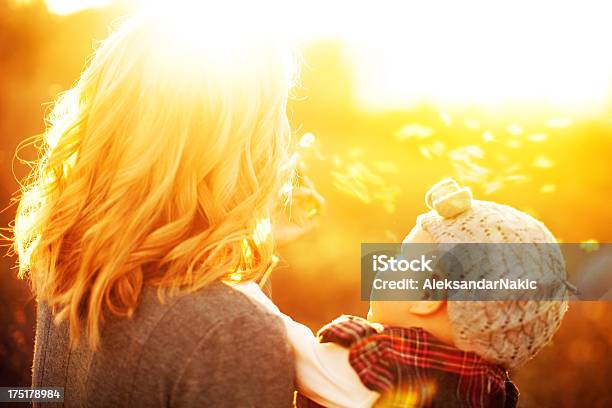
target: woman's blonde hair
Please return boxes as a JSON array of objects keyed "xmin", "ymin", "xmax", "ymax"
[{"xmin": 12, "ymin": 9, "xmax": 297, "ymax": 348}]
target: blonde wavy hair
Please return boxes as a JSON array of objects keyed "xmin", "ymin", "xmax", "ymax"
[{"xmin": 12, "ymin": 10, "xmax": 297, "ymax": 349}]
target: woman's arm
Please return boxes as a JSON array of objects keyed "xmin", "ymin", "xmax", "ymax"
[
  {"xmin": 171, "ymin": 306, "xmax": 295, "ymax": 407},
  {"xmin": 234, "ymin": 282, "xmax": 380, "ymax": 408}
]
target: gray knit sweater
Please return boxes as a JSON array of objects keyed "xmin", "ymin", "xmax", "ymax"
[{"xmin": 32, "ymin": 281, "xmax": 295, "ymax": 407}]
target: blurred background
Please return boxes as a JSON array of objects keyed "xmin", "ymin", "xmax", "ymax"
[{"xmin": 0, "ymin": 0, "xmax": 610, "ymax": 406}]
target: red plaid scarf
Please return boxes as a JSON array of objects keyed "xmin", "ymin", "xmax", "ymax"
[{"xmin": 297, "ymin": 315, "xmax": 518, "ymax": 408}]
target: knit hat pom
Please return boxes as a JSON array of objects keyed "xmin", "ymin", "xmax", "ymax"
[{"xmin": 425, "ymin": 178, "xmax": 472, "ymax": 218}]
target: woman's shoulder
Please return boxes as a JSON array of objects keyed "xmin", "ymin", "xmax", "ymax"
[
  {"xmin": 164, "ymin": 281, "xmax": 295, "ymax": 406},
  {"xmin": 33, "ymin": 281, "xmax": 294, "ymax": 406},
  {"xmin": 135, "ymin": 280, "xmax": 286, "ymax": 341}
]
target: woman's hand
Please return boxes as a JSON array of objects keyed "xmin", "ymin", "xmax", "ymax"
[{"xmin": 274, "ymin": 176, "xmax": 325, "ymax": 246}]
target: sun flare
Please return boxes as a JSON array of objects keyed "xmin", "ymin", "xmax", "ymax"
[{"xmin": 41, "ymin": 0, "xmax": 612, "ymax": 113}]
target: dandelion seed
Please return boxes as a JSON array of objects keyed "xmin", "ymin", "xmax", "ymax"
[
  {"xmin": 373, "ymin": 184, "xmax": 400, "ymax": 213},
  {"xmin": 331, "ymin": 155, "xmax": 343, "ymax": 167},
  {"xmin": 579, "ymin": 239, "xmax": 599, "ymax": 252},
  {"xmin": 331, "ymin": 156, "xmax": 399, "ymax": 212},
  {"xmin": 419, "ymin": 145, "xmax": 433, "ymax": 160},
  {"xmin": 229, "ymin": 271, "xmax": 243, "ymax": 282},
  {"xmin": 349, "ymin": 147, "xmax": 364, "ymax": 158},
  {"xmin": 335, "ymin": 180, "xmax": 371, "ymax": 203},
  {"xmin": 372, "ymin": 186, "xmax": 401, "ymax": 202},
  {"xmin": 332, "ymin": 172, "xmax": 371, "ymax": 203},
  {"xmin": 482, "ymin": 131, "xmax": 495, "ymax": 142},
  {"xmin": 241, "ymin": 239, "xmax": 253, "ymax": 262},
  {"xmin": 528, "ymin": 133, "xmax": 548, "ymax": 142},
  {"xmin": 506, "ymin": 140, "xmax": 521, "ymax": 149},
  {"xmin": 540, "ymin": 184, "xmax": 557, "ymax": 193},
  {"xmin": 280, "ymin": 182, "xmax": 294, "ymax": 196},
  {"xmin": 314, "ymin": 152, "xmax": 328, "ymax": 161},
  {"xmin": 382, "ymin": 202, "xmax": 396, "ymax": 214},
  {"xmin": 463, "ymin": 161, "xmax": 490, "ymax": 178},
  {"xmin": 483, "ymin": 180, "xmax": 503, "ymax": 194},
  {"xmin": 504, "ymin": 164, "xmax": 523, "ymax": 174},
  {"xmin": 504, "ymin": 174, "xmax": 529, "ymax": 183},
  {"xmin": 373, "ymin": 161, "xmax": 399, "ymax": 173},
  {"xmin": 439, "ymin": 111, "xmax": 452, "ymax": 126},
  {"xmin": 253, "ymin": 217, "xmax": 272, "ymax": 245},
  {"xmin": 452, "ymin": 161, "xmax": 490, "ymax": 183},
  {"xmin": 532, "ymin": 156, "xmax": 554, "ymax": 169},
  {"xmin": 304, "ymin": 207, "xmax": 318, "ymax": 218},
  {"xmin": 428, "ymin": 141, "xmax": 446, "ymax": 156},
  {"xmin": 545, "ymin": 118, "xmax": 572, "ymax": 128},
  {"xmin": 258, "ymin": 254, "xmax": 279, "ymax": 288},
  {"xmin": 507, "ymin": 124, "xmax": 523, "ymax": 136},
  {"xmin": 449, "ymin": 146, "xmax": 489, "ymax": 183},
  {"xmin": 348, "ymin": 162, "xmax": 385, "ymax": 185},
  {"xmin": 280, "ymin": 182, "xmax": 294, "ymax": 205},
  {"xmin": 464, "ymin": 118, "xmax": 480, "ymax": 130},
  {"xmin": 495, "ymin": 154, "xmax": 510, "ymax": 164},
  {"xmin": 395, "ymin": 124, "xmax": 433, "ymax": 140},
  {"xmin": 384, "ymin": 230, "xmax": 399, "ymax": 242},
  {"xmin": 298, "ymin": 132, "xmax": 315, "ymax": 148},
  {"xmin": 449, "ymin": 145, "xmax": 485, "ymax": 160},
  {"xmin": 286, "ymin": 152, "xmax": 301, "ymax": 169}
]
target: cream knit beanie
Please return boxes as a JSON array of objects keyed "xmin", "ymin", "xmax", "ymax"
[{"xmin": 417, "ymin": 178, "xmax": 568, "ymax": 369}]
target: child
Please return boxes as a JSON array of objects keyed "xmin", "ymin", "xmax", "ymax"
[{"xmin": 239, "ymin": 178, "xmax": 568, "ymax": 407}]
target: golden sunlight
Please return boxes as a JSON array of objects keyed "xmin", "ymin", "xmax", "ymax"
[
  {"xmin": 2, "ymin": 2, "xmax": 611, "ymax": 406},
  {"xmin": 342, "ymin": 0, "xmax": 612, "ymax": 112},
  {"xmin": 41, "ymin": 0, "xmax": 612, "ymax": 113},
  {"xmin": 45, "ymin": 0, "xmax": 111, "ymax": 15}
]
